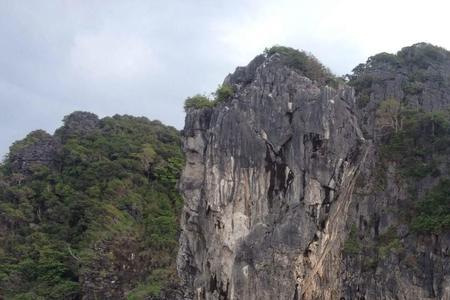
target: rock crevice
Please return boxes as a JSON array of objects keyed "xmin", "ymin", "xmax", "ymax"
[{"xmin": 178, "ymin": 52, "xmax": 366, "ymax": 300}]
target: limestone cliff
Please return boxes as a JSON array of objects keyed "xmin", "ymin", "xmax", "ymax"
[{"xmin": 177, "ymin": 44, "xmax": 450, "ymax": 299}]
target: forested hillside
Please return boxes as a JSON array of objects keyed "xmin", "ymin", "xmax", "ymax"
[{"xmin": 0, "ymin": 112, "xmax": 183, "ymax": 299}]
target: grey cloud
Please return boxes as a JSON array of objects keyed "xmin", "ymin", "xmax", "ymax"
[{"xmin": 2, "ymin": 0, "xmax": 446, "ymax": 156}]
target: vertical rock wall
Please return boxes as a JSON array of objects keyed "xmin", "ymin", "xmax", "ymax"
[
  {"xmin": 178, "ymin": 54, "xmax": 369, "ymax": 299},
  {"xmin": 178, "ymin": 44, "xmax": 450, "ymax": 300}
]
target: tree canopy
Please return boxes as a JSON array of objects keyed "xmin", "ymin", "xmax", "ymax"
[{"xmin": 0, "ymin": 113, "xmax": 184, "ymax": 299}]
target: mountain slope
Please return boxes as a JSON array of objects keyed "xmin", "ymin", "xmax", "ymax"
[{"xmin": 0, "ymin": 112, "xmax": 183, "ymax": 299}]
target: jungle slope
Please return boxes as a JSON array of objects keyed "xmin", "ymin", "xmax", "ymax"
[{"xmin": 0, "ymin": 112, "xmax": 183, "ymax": 300}]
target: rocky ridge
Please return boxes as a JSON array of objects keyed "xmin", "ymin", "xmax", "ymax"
[{"xmin": 177, "ymin": 44, "xmax": 450, "ymax": 299}]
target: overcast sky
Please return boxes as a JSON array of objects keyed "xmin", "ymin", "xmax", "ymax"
[{"xmin": 1, "ymin": 0, "xmax": 450, "ymax": 157}]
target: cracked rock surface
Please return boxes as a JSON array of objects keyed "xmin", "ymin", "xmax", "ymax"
[
  {"xmin": 178, "ymin": 53, "xmax": 368, "ymax": 300},
  {"xmin": 178, "ymin": 44, "xmax": 450, "ymax": 300}
]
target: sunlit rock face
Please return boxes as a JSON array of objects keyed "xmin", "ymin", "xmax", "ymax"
[{"xmin": 177, "ymin": 52, "xmax": 368, "ymax": 300}]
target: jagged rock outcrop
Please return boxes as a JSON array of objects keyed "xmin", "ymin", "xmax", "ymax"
[
  {"xmin": 7, "ymin": 112, "xmax": 101, "ymax": 176},
  {"xmin": 178, "ymin": 44, "xmax": 450, "ymax": 299},
  {"xmin": 350, "ymin": 42, "xmax": 450, "ymax": 138},
  {"xmin": 55, "ymin": 111, "xmax": 100, "ymax": 142},
  {"xmin": 178, "ymin": 50, "xmax": 369, "ymax": 299},
  {"xmin": 8, "ymin": 130, "xmax": 61, "ymax": 175}
]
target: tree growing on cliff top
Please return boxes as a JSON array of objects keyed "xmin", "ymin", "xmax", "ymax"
[
  {"xmin": 264, "ymin": 45, "xmax": 336, "ymax": 85},
  {"xmin": 184, "ymin": 84, "xmax": 234, "ymax": 111}
]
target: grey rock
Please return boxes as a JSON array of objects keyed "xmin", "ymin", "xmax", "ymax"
[
  {"xmin": 178, "ymin": 44, "xmax": 450, "ymax": 300},
  {"xmin": 8, "ymin": 130, "xmax": 61, "ymax": 175},
  {"xmin": 178, "ymin": 52, "xmax": 368, "ymax": 300},
  {"xmin": 55, "ymin": 111, "xmax": 100, "ymax": 141}
]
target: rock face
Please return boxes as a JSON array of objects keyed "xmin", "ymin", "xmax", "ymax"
[
  {"xmin": 8, "ymin": 130, "xmax": 61, "ymax": 174},
  {"xmin": 178, "ymin": 52, "xmax": 369, "ymax": 300},
  {"xmin": 55, "ymin": 111, "xmax": 100, "ymax": 141},
  {"xmin": 177, "ymin": 44, "xmax": 450, "ymax": 299},
  {"xmin": 7, "ymin": 111, "xmax": 100, "ymax": 175}
]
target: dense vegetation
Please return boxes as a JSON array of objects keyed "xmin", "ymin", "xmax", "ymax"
[
  {"xmin": 264, "ymin": 45, "xmax": 338, "ymax": 86},
  {"xmin": 348, "ymin": 43, "xmax": 450, "ymax": 108},
  {"xmin": 0, "ymin": 112, "xmax": 183, "ymax": 299},
  {"xmin": 184, "ymin": 94, "xmax": 215, "ymax": 111},
  {"xmin": 411, "ymin": 179, "xmax": 450, "ymax": 233},
  {"xmin": 376, "ymin": 99, "xmax": 450, "ymax": 233},
  {"xmin": 343, "ymin": 224, "xmax": 361, "ymax": 255},
  {"xmin": 184, "ymin": 84, "xmax": 234, "ymax": 111}
]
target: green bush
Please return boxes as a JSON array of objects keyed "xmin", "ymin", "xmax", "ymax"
[
  {"xmin": 127, "ymin": 282, "xmax": 161, "ymax": 300},
  {"xmin": 379, "ymin": 106, "xmax": 450, "ymax": 179},
  {"xmin": 356, "ymin": 92, "xmax": 371, "ymax": 108},
  {"xmin": 343, "ymin": 224, "xmax": 361, "ymax": 255},
  {"xmin": 411, "ymin": 178, "xmax": 450, "ymax": 233},
  {"xmin": 183, "ymin": 94, "xmax": 214, "ymax": 111},
  {"xmin": 215, "ymin": 84, "xmax": 234, "ymax": 102},
  {"xmin": 184, "ymin": 84, "xmax": 234, "ymax": 111},
  {"xmin": 348, "ymin": 43, "xmax": 450, "ymax": 101},
  {"xmin": 402, "ymin": 81, "xmax": 424, "ymax": 95},
  {"xmin": 376, "ymin": 103, "xmax": 450, "ymax": 234},
  {"xmin": 377, "ymin": 226, "xmax": 403, "ymax": 258},
  {"xmin": 264, "ymin": 45, "xmax": 335, "ymax": 84},
  {"xmin": 398, "ymin": 43, "xmax": 450, "ymax": 68},
  {"xmin": 9, "ymin": 130, "xmax": 52, "ymax": 156},
  {"xmin": 369, "ymin": 52, "xmax": 401, "ymax": 66},
  {"xmin": 126, "ymin": 268, "xmax": 176, "ymax": 300}
]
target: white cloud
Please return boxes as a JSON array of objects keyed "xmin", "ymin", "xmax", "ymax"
[{"xmin": 212, "ymin": 0, "xmax": 450, "ymax": 74}]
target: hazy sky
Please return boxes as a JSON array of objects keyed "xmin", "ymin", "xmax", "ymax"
[{"xmin": 1, "ymin": 0, "xmax": 450, "ymax": 157}]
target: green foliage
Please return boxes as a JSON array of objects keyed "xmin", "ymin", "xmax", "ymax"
[
  {"xmin": 343, "ymin": 224, "xmax": 361, "ymax": 255},
  {"xmin": 126, "ymin": 268, "xmax": 176, "ymax": 300},
  {"xmin": 375, "ymin": 98, "xmax": 403, "ymax": 134},
  {"xmin": 377, "ymin": 227, "xmax": 403, "ymax": 258},
  {"xmin": 215, "ymin": 84, "xmax": 234, "ymax": 102},
  {"xmin": 356, "ymin": 93, "xmax": 371, "ymax": 109},
  {"xmin": 402, "ymin": 80, "xmax": 424, "ymax": 95},
  {"xmin": 380, "ymin": 106, "xmax": 450, "ymax": 179},
  {"xmin": 184, "ymin": 84, "xmax": 235, "ymax": 111},
  {"xmin": 0, "ymin": 113, "xmax": 184, "ymax": 299},
  {"xmin": 8, "ymin": 130, "xmax": 52, "ymax": 156},
  {"xmin": 348, "ymin": 43, "xmax": 450, "ymax": 107},
  {"xmin": 184, "ymin": 94, "xmax": 215, "ymax": 111},
  {"xmin": 350, "ymin": 43, "xmax": 449, "ymax": 80},
  {"xmin": 369, "ymin": 52, "xmax": 401, "ymax": 66},
  {"xmin": 411, "ymin": 178, "xmax": 450, "ymax": 233},
  {"xmin": 265, "ymin": 45, "xmax": 336, "ymax": 84},
  {"xmin": 127, "ymin": 281, "xmax": 161, "ymax": 300},
  {"xmin": 377, "ymin": 101, "xmax": 450, "ymax": 234},
  {"xmin": 361, "ymin": 257, "xmax": 378, "ymax": 272},
  {"xmin": 397, "ymin": 43, "xmax": 450, "ymax": 69}
]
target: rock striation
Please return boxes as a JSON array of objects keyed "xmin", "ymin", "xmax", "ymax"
[{"xmin": 177, "ymin": 44, "xmax": 450, "ymax": 299}]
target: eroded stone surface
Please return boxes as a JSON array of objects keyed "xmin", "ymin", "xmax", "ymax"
[
  {"xmin": 178, "ymin": 53, "xmax": 368, "ymax": 300},
  {"xmin": 178, "ymin": 44, "xmax": 450, "ymax": 300}
]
